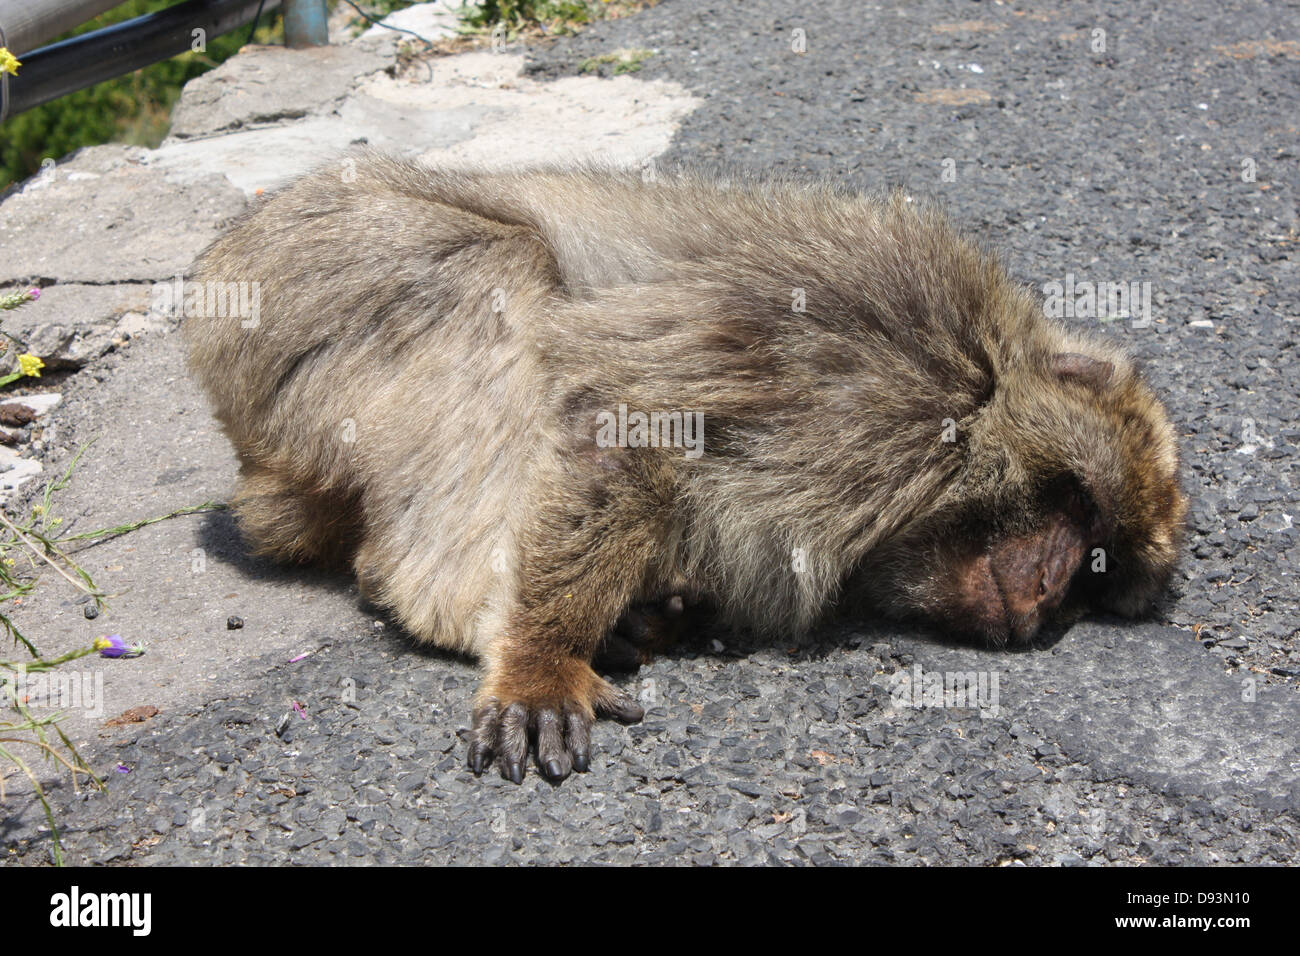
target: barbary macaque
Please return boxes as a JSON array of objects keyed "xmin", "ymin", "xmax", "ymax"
[{"xmin": 187, "ymin": 151, "xmax": 1186, "ymax": 783}]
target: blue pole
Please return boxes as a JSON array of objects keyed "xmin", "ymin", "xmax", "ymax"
[{"xmin": 282, "ymin": 0, "xmax": 328, "ymax": 47}]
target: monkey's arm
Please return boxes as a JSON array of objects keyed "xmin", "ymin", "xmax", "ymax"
[{"xmin": 465, "ymin": 451, "xmax": 680, "ymax": 783}]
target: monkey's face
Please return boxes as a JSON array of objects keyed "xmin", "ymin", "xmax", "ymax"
[
  {"xmin": 861, "ymin": 479, "xmax": 1107, "ymax": 646},
  {"xmin": 858, "ymin": 345, "xmax": 1186, "ymax": 647},
  {"xmin": 950, "ymin": 504, "xmax": 1095, "ymax": 644}
]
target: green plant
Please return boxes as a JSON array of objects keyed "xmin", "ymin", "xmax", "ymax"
[
  {"xmin": 0, "ymin": 441, "xmax": 224, "ymax": 864},
  {"xmin": 459, "ymin": 0, "xmax": 599, "ymax": 35},
  {"xmin": 578, "ymin": 47, "xmax": 653, "ymax": 74},
  {"xmin": 0, "ymin": 445, "xmax": 107, "ymax": 865},
  {"xmin": 0, "ymin": 286, "xmax": 47, "ymax": 388}
]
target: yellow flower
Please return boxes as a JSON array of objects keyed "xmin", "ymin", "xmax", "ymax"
[
  {"xmin": 17, "ymin": 353, "xmax": 43, "ymax": 377},
  {"xmin": 0, "ymin": 49, "xmax": 20, "ymax": 77}
]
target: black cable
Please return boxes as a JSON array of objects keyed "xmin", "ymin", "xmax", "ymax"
[
  {"xmin": 245, "ymin": 0, "xmax": 267, "ymax": 45},
  {"xmin": 337, "ymin": 0, "xmax": 436, "ymax": 49}
]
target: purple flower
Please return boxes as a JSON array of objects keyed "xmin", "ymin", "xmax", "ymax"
[
  {"xmin": 0, "ymin": 287, "xmax": 40, "ymax": 310},
  {"xmin": 94, "ymin": 634, "xmax": 144, "ymax": 658}
]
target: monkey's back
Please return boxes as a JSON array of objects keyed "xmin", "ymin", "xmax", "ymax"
[{"xmin": 188, "ymin": 157, "xmax": 569, "ymax": 655}]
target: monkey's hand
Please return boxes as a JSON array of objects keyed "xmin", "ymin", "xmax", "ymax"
[{"xmin": 464, "ymin": 658, "xmax": 644, "ymax": 784}]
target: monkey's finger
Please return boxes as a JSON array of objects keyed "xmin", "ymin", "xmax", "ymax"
[
  {"xmin": 594, "ymin": 682, "xmax": 645, "ymax": 724},
  {"xmin": 565, "ymin": 708, "xmax": 593, "ymax": 773},
  {"xmin": 533, "ymin": 707, "xmax": 571, "ymax": 781},
  {"xmin": 497, "ymin": 702, "xmax": 530, "ymax": 784},
  {"xmin": 466, "ymin": 699, "xmax": 500, "ymax": 775}
]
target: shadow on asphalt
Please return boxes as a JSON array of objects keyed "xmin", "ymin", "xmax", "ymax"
[{"xmin": 193, "ymin": 507, "xmax": 1157, "ymax": 678}]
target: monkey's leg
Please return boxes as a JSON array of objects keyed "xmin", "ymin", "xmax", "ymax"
[
  {"xmin": 465, "ymin": 491, "xmax": 672, "ymax": 784},
  {"xmin": 232, "ymin": 462, "xmax": 359, "ymax": 566}
]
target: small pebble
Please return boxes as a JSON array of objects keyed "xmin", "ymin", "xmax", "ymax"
[{"xmin": 227, "ymin": 615, "xmax": 244, "ymax": 630}]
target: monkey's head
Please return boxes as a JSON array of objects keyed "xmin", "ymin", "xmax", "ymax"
[{"xmin": 860, "ymin": 341, "xmax": 1186, "ymax": 646}]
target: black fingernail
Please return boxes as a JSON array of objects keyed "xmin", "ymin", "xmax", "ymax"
[
  {"xmin": 545, "ymin": 760, "xmax": 564, "ymax": 779},
  {"xmin": 573, "ymin": 754, "xmax": 589, "ymax": 773},
  {"xmin": 470, "ymin": 754, "xmax": 484, "ymax": 775},
  {"xmin": 508, "ymin": 762, "xmax": 524, "ymax": 784}
]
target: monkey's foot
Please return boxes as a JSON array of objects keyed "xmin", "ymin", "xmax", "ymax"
[
  {"xmin": 595, "ymin": 594, "xmax": 688, "ymax": 672},
  {"xmin": 464, "ymin": 663, "xmax": 644, "ymax": 784}
]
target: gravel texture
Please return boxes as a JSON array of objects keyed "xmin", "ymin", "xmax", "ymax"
[
  {"xmin": 5, "ymin": 618, "xmax": 1297, "ymax": 866},
  {"xmin": 4, "ymin": 0, "xmax": 1298, "ymax": 865}
]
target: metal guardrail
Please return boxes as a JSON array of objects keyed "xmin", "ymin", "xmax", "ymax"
[
  {"xmin": 0, "ymin": 1, "xmax": 127, "ymax": 57},
  {"xmin": 0, "ymin": 0, "xmax": 329, "ymax": 123}
]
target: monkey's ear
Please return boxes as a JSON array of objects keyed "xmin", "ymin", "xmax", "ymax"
[{"xmin": 1052, "ymin": 352, "xmax": 1114, "ymax": 390}]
